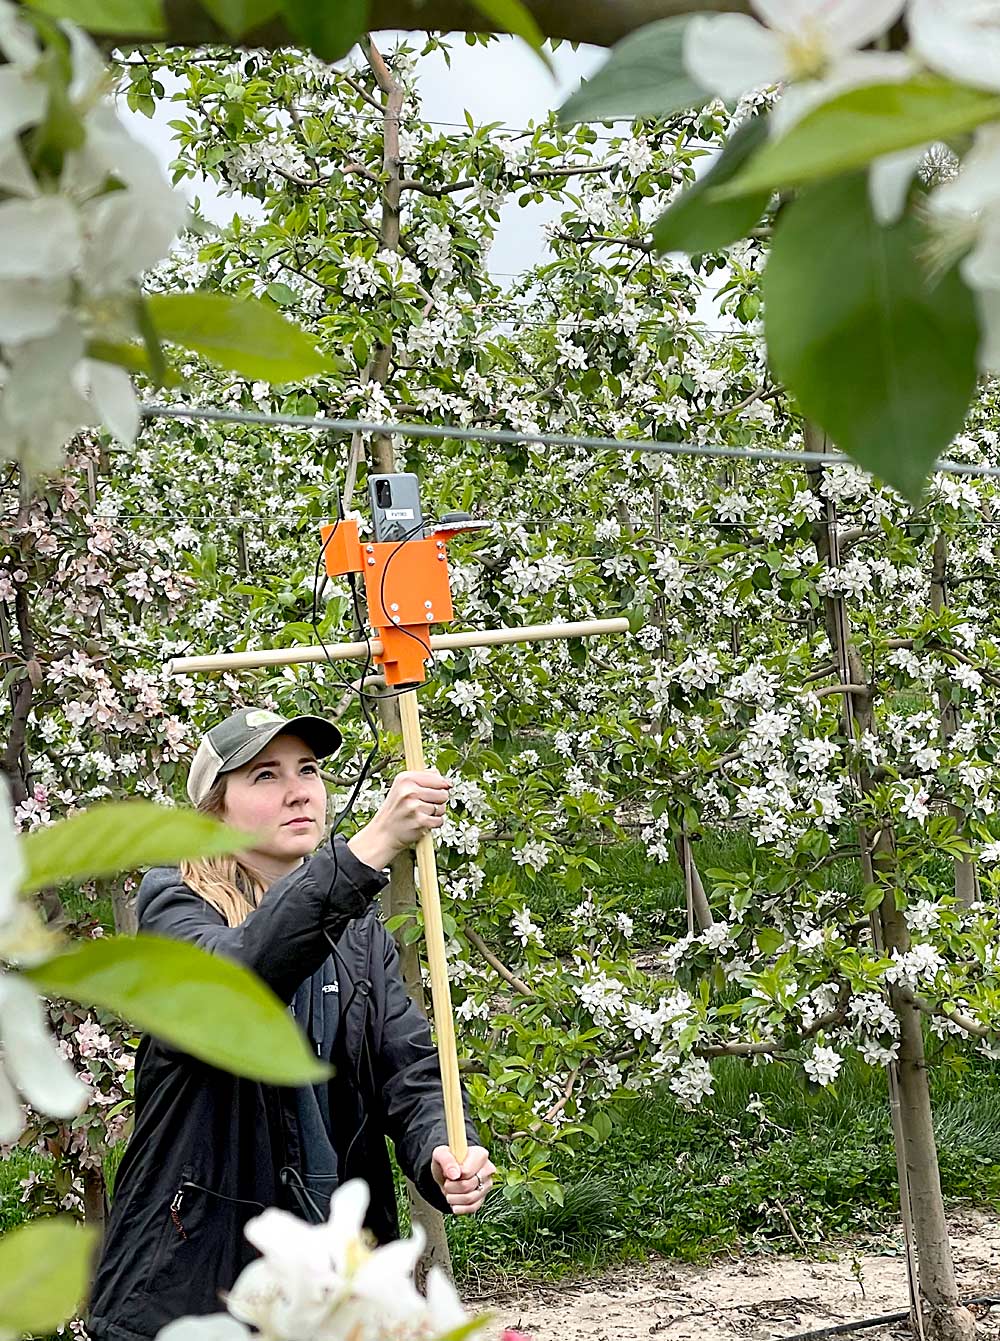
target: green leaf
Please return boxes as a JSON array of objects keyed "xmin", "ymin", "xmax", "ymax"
[
  {"xmin": 590, "ymin": 1110, "xmax": 613, "ymax": 1144},
  {"xmin": 199, "ymin": 0, "xmax": 280, "ymax": 38},
  {"xmin": 559, "ymin": 17, "xmax": 705, "ymax": 126},
  {"xmin": 436, "ymin": 1318, "xmax": 495, "ymax": 1341},
  {"xmin": 0, "ymin": 1217, "xmax": 97, "ymax": 1333},
  {"xmin": 755, "ymin": 927, "xmax": 785, "ymax": 957},
  {"xmin": 721, "ymin": 76, "xmax": 1000, "ymax": 199},
  {"xmin": 24, "ymin": 0, "xmax": 165, "ymax": 35},
  {"xmin": 763, "ymin": 173, "xmax": 979, "ymax": 501},
  {"xmin": 147, "ymin": 293, "xmax": 329, "ymax": 382},
  {"xmin": 470, "ymin": 0, "xmax": 552, "ymax": 70},
  {"xmin": 20, "ymin": 801, "xmax": 256, "ymax": 894},
  {"xmin": 654, "ymin": 115, "xmax": 770, "ymax": 255},
  {"xmin": 26, "ymin": 936, "xmax": 328, "ymax": 1084},
  {"xmin": 863, "ymin": 884, "xmax": 886, "ymax": 913},
  {"xmin": 266, "ymin": 281, "xmax": 298, "ymax": 307},
  {"xmin": 86, "ymin": 339, "xmax": 180, "ymax": 386},
  {"xmin": 280, "ymin": 0, "xmax": 368, "ymax": 62}
]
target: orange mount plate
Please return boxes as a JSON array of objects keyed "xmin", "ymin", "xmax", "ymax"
[{"xmin": 320, "ymin": 522, "xmax": 454, "ymax": 685}]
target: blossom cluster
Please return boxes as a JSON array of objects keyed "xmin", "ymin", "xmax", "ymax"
[{"xmin": 0, "ymin": 3, "xmax": 186, "ymax": 473}]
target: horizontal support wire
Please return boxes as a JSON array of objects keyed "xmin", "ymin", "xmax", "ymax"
[{"xmin": 140, "ymin": 404, "xmax": 1000, "ymax": 481}]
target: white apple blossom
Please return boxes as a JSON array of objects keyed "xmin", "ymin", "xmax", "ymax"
[
  {"xmin": 511, "ymin": 906, "xmax": 545, "ymax": 947},
  {"xmin": 0, "ymin": 973, "xmax": 91, "ymax": 1144},
  {"xmin": 804, "ymin": 1044, "xmax": 843, "ymax": 1087},
  {"xmin": 923, "ymin": 124, "xmax": 1000, "ymax": 371},
  {"xmin": 512, "ymin": 840, "xmax": 550, "ymax": 873},
  {"xmin": 157, "ymin": 1182, "xmax": 486, "ymax": 1341},
  {"xmin": 683, "ymin": 0, "xmax": 909, "ymax": 134},
  {"xmin": 669, "ymin": 1057, "xmax": 715, "ymax": 1108},
  {"xmin": 904, "ymin": 900, "xmax": 942, "ymax": 935},
  {"xmin": 909, "ymin": 0, "xmax": 1000, "ymax": 92},
  {"xmin": 898, "ymin": 781, "xmax": 931, "ymax": 824}
]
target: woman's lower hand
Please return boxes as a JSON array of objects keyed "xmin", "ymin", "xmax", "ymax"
[
  {"xmin": 347, "ymin": 769, "xmax": 451, "ymax": 870},
  {"xmin": 431, "ymin": 1145, "xmax": 495, "ymax": 1215}
]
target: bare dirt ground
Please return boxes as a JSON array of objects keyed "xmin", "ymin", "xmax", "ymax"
[{"xmin": 473, "ymin": 1212, "xmax": 1000, "ymax": 1341}]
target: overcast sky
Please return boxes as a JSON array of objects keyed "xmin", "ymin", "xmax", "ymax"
[{"xmin": 122, "ymin": 37, "xmax": 605, "ymax": 282}]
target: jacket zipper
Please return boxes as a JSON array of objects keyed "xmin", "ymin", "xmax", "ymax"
[
  {"xmin": 169, "ymin": 1181, "xmax": 266, "ymax": 1240},
  {"xmin": 169, "ymin": 1190, "xmax": 188, "ymax": 1241}
]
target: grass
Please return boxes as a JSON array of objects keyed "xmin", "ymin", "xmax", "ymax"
[{"xmin": 0, "ymin": 1148, "xmax": 45, "ymax": 1233}]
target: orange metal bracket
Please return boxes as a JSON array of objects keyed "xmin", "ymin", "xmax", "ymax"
[{"xmin": 320, "ymin": 519, "xmax": 457, "ymax": 685}]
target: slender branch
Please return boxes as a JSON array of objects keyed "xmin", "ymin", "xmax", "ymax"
[
  {"xmin": 465, "ymin": 927, "xmax": 535, "ymax": 998},
  {"xmin": 542, "ymin": 1067, "xmax": 580, "ymax": 1122},
  {"xmin": 729, "ymin": 383, "xmax": 776, "ymax": 415},
  {"xmin": 341, "ymin": 72, "xmax": 384, "ymax": 113},
  {"xmin": 812, "ymin": 683, "xmax": 870, "ymax": 698},
  {"xmin": 899, "ymin": 989, "xmax": 992, "ymax": 1040},
  {"xmin": 399, "ymin": 176, "xmax": 474, "ymax": 196},
  {"xmin": 695, "ymin": 998, "xmax": 849, "ymax": 1059},
  {"xmin": 400, "ymin": 161, "xmax": 623, "ymax": 198},
  {"xmin": 549, "ymin": 227, "xmax": 653, "ymax": 252},
  {"xmin": 344, "ymin": 160, "xmax": 384, "ymax": 186}
]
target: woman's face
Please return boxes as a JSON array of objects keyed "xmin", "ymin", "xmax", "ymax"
[{"xmin": 222, "ymin": 732, "xmax": 328, "ymax": 873}]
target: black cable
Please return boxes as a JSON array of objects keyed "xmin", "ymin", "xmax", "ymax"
[
  {"xmin": 777, "ymin": 1297, "xmax": 1000, "ymax": 1341},
  {"xmin": 309, "ymin": 512, "xmax": 439, "ymax": 708},
  {"xmin": 377, "ymin": 515, "xmax": 441, "ymax": 681}
]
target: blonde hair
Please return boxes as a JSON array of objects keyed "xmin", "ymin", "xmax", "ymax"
[{"xmin": 179, "ymin": 776, "xmax": 268, "ymax": 928}]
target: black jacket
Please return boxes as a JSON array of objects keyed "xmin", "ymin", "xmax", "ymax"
[{"xmin": 87, "ymin": 839, "xmax": 479, "ymax": 1341}]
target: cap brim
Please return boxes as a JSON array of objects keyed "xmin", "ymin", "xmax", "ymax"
[{"xmin": 220, "ymin": 715, "xmax": 343, "ymax": 774}]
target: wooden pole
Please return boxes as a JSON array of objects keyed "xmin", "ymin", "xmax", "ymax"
[
  {"xmin": 397, "ymin": 686, "xmax": 468, "ymax": 1161},
  {"xmin": 165, "ymin": 616, "xmax": 631, "ymax": 676}
]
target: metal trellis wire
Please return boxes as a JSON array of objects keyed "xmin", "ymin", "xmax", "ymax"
[{"xmin": 139, "ymin": 404, "xmax": 1000, "ymax": 483}]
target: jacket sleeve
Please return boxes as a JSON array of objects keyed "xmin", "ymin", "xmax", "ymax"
[
  {"xmin": 138, "ymin": 840, "xmax": 388, "ymax": 1003},
  {"xmin": 372, "ymin": 923, "xmax": 481, "ymax": 1213}
]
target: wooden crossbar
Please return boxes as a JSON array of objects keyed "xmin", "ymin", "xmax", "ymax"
[{"xmin": 165, "ymin": 617, "xmax": 631, "ymax": 677}]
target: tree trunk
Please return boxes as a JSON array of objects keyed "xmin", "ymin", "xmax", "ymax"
[
  {"xmin": 805, "ymin": 425, "xmax": 970, "ymax": 1341},
  {"xmin": 880, "ymin": 896, "xmax": 976, "ymax": 1341},
  {"xmin": 82, "ymin": 1164, "xmax": 107, "ymax": 1232},
  {"xmin": 929, "ymin": 533, "xmax": 977, "ymax": 909},
  {"xmin": 1, "ymin": 587, "xmax": 36, "ymax": 806},
  {"xmin": 111, "ymin": 885, "xmax": 138, "ymax": 935},
  {"xmin": 673, "ymin": 831, "xmax": 713, "ymax": 932}
]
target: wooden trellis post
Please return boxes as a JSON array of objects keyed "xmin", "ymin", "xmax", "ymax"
[{"xmin": 167, "ymin": 510, "xmax": 629, "ymax": 1157}]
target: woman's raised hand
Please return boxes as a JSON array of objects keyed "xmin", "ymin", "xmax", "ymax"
[{"xmin": 347, "ymin": 769, "xmax": 451, "ymax": 870}]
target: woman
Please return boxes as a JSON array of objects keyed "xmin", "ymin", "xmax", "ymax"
[{"xmin": 88, "ymin": 705, "xmax": 493, "ymax": 1341}]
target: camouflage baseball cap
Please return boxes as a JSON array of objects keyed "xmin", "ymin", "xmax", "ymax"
[{"xmin": 186, "ymin": 706, "xmax": 342, "ymax": 806}]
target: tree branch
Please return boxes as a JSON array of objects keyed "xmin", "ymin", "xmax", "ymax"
[
  {"xmin": 150, "ymin": 1, "xmax": 749, "ymax": 53},
  {"xmin": 899, "ymin": 989, "xmax": 992, "ymax": 1040},
  {"xmin": 341, "ymin": 72, "xmax": 384, "ymax": 113},
  {"xmin": 2, "ymin": 587, "xmax": 36, "ymax": 805},
  {"xmin": 465, "ymin": 927, "xmax": 535, "ymax": 998}
]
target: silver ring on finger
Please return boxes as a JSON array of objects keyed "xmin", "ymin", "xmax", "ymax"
[{"xmin": 474, "ymin": 1172, "xmax": 483, "ymax": 1190}]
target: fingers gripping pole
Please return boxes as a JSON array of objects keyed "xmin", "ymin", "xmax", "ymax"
[{"xmin": 397, "ymin": 687, "xmax": 468, "ymax": 1163}]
